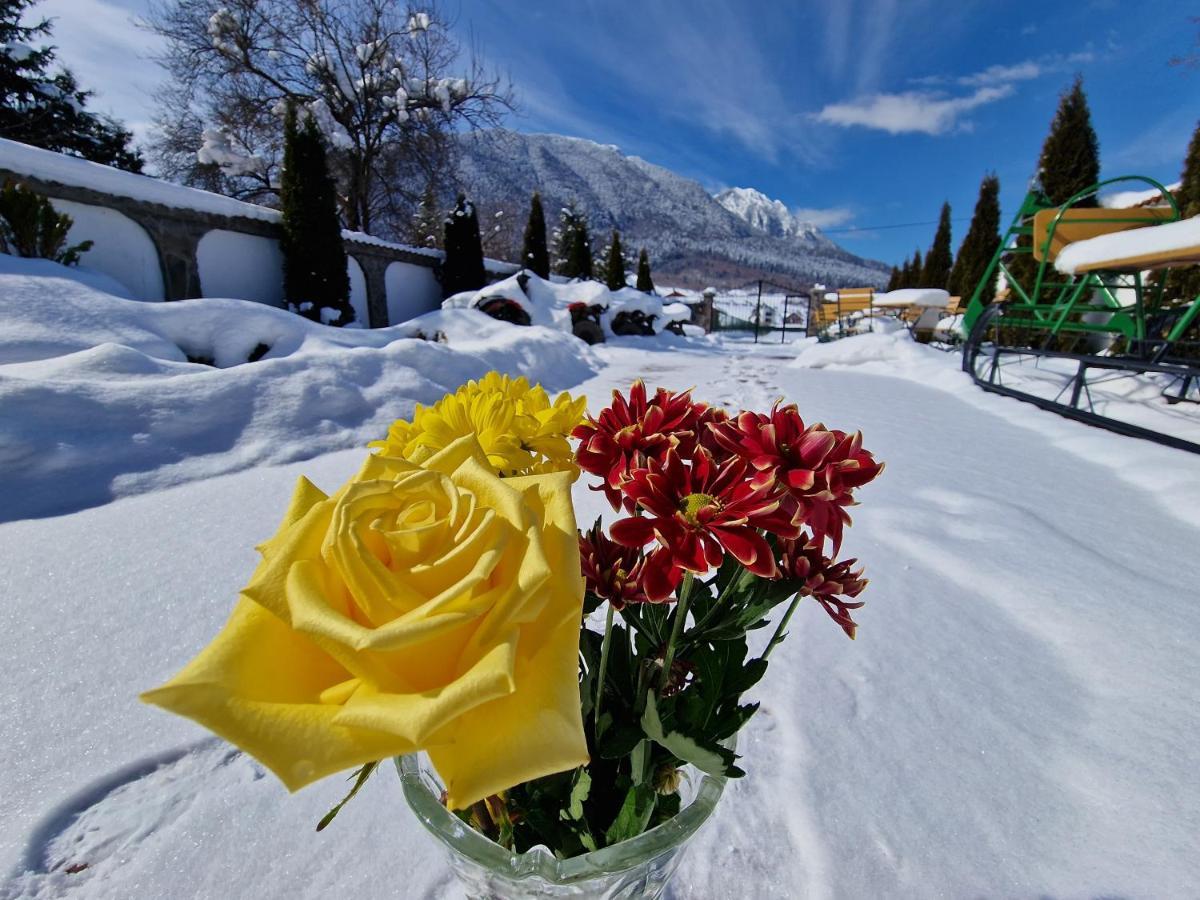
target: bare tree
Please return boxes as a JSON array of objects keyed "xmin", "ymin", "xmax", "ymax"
[{"xmin": 142, "ymin": 0, "xmax": 512, "ymax": 236}]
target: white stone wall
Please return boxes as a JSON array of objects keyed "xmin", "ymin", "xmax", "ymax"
[{"xmin": 51, "ymin": 198, "xmax": 165, "ymax": 301}]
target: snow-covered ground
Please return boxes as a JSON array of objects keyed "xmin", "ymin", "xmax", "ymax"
[{"xmin": 3, "ymin": 260, "xmax": 1200, "ymax": 898}]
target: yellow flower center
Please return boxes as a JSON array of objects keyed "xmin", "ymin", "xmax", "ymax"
[{"xmin": 680, "ymin": 492, "xmax": 718, "ymax": 524}]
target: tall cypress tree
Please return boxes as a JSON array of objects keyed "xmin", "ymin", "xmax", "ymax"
[
  {"xmin": 0, "ymin": 0, "xmax": 142, "ymax": 170},
  {"xmin": 922, "ymin": 201, "xmax": 953, "ymax": 289},
  {"xmin": 521, "ymin": 191, "xmax": 550, "ymax": 278},
  {"xmin": 885, "ymin": 265, "xmax": 900, "ymax": 291},
  {"xmin": 908, "ymin": 249, "xmax": 923, "ymax": 287},
  {"xmin": 409, "ymin": 182, "xmax": 441, "ymax": 249},
  {"xmin": 442, "ymin": 193, "xmax": 486, "ymax": 298},
  {"xmin": 603, "ymin": 229, "xmax": 626, "ymax": 290},
  {"xmin": 948, "ymin": 173, "xmax": 1002, "ymax": 304},
  {"xmin": 635, "ymin": 247, "xmax": 654, "ymax": 293},
  {"xmin": 1165, "ymin": 120, "xmax": 1200, "ymax": 303},
  {"xmin": 280, "ymin": 104, "xmax": 352, "ymax": 325},
  {"xmin": 1039, "ymin": 76, "xmax": 1101, "ymax": 207}
]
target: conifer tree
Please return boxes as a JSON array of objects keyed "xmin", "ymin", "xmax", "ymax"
[
  {"xmin": 1164, "ymin": 120, "xmax": 1200, "ymax": 303},
  {"xmin": 409, "ymin": 182, "xmax": 442, "ymax": 249},
  {"xmin": 1039, "ymin": 76, "xmax": 1101, "ymax": 207},
  {"xmin": 442, "ymin": 193, "xmax": 486, "ymax": 298},
  {"xmin": 521, "ymin": 191, "xmax": 550, "ymax": 278},
  {"xmin": 555, "ymin": 202, "xmax": 593, "ymax": 280},
  {"xmin": 922, "ymin": 202, "xmax": 953, "ymax": 289},
  {"xmin": 603, "ymin": 229, "xmax": 626, "ymax": 290},
  {"xmin": 885, "ymin": 265, "xmax": 900, "ymax": 292},
  {"xmin": 909, "ymin": 249, "xmax": 923, "ymax": 287},
  {"xmin": 280, "ymin": 104, "xmax": 352, "ymax": 325},
  {"xmin": 949, "ymin": 173, "xmax": 1002, "ymax": 304},
  {"xmin": 0, "ymin": 0, "xmax": 142, "ymax": 170},
  {"xmin": 636, "ymin": 247, "xmax": 654, "ymax": 293}
]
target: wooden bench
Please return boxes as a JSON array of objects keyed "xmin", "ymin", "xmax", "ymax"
[
  {"xmin": 1054, "ymin": 215, "xmax": 1200, "ymax": 274},
  {"xmin": 1032, "ymin": 206, "xmax": 1177, "ymax": 262}
]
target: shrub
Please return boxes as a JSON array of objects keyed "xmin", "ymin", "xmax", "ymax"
[{"xmin": 0, "ymin": 180, "xmax": 92, "ymax": 265}]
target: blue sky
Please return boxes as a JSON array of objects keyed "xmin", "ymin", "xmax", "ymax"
[{"xmin": 34, "ymin": 0, "xmax": 1200, "ymax": 265}]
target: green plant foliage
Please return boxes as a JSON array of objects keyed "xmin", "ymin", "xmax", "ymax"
[
  {"xmin": 554, "ymin": 201, "xmax": 593, "ymax": 280},
  {"xmin": 921, "ymin": 201, "xmax": 953, "ymax": 290},
  {"xmin": 603, "ymin": 229, "xmax": 626, "ymax": 291},
  {"xmin": 1038, "ymin": 76, "xmax": 1100, "ymax": 207},
  {"xmin": 442, "ymin": 192, "xmax": 487, "ymax": 298},
  {"xmin": 279, "ymin": 104, "xmax": 353, "ymax": 325},
  {"xmin": 635, "ymin": 247, "xmax": 654, "ymax": 293},
  {"xmin": 0, "ymin": 179, "xmax": 92, "ymax": 264},
  {"xmin": 522, "ymin": 191, "xmax": 550, "ymax": 278},
  {"xmin": 949, "ymin": 173, "xmax": 1001, "ymax": 304},
  {"xmin": 1165, "ymin": 120, "xmax": 1200, "ymax": 303}
]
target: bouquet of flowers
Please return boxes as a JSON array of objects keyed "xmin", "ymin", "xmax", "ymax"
[{"xmin": 143, "ymin": 372, "xmax": 881, "ymax": 860}]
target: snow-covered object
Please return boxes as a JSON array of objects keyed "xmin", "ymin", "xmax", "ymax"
[
  {"xmin": 662, "ymin": 301, "xmax": 692, "ymax": 323},
  {"xmin": 933, "ymin": 313, "xmax": 964, "ymax": 341},
  {"xmin": 1055, "ymin": 215, "xmax": 1200, "ymax": 275},
  {"xmin": 714, "ymin": 186, "xmax": 836, "ymax": 248},
  {"xmin": 1100, "ymin": 181, "xmax": 1181, "ymax": 210},
  {"xmin": 407, "ymin": 11, "xmax": 432, "ymax": 31},
  {"xmin": 196, "ymin": 130, "xmax": 266, "ymax": 177},
  {"xmin": 2, "ymin": 41, "xmax": 36, "ymax": 62},
  {"xmin": 0, "ymin": 254, "xmax": 600, "ymax": 519},
  {"xmin": 442, "ymin": 272, "xmax": 685, "ymax": 337},
  {"xmin": 873, "ymin": 288, "xmax": 950, "ymax": 308}
]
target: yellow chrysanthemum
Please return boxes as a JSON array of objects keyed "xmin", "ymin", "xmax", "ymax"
[{"xmin": 372, "ymin": 373, "xmax": 587, "ymax": 478}]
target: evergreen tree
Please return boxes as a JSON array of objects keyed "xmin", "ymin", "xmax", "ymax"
[
  {"xmin": 905, "ymin": 249, "xmax": 923, "ymax": 288},
  {"xmin": 442, "ymin": 192, "xmax": 486, "ymax": 298},
  {"xmin": 635, "ymin": 247, "xmax": 654, "ymax": 293},
  {"xmin": 603, "ymin": 229, "xmax": 626, "ymax": 291},
  {"xmin": 1163, "ymin": 120, "xmax": 1200, "ymax": 303},
  {"xmin": 279, "ymin": 105, "xmax": 352, "ymax": 325},
  {"xmin": 885, "ymin": 265, "xmax": 900, "ymax": 292},
  {"xmin": 0, "ymin": 0, "xmax": 142, "ymax": 170},
  {"xmin": 948, "ymin": 173, "xmax": 1002, "ymax": 304},
  {"xmin": 409, "ymin": 182, "xmax": 442, "ymax": 249},
  {"xmin": 555, "ymin": 202, "xmax": 593, "ymax": 280},
  {"xmin": 1038, "ymin": 76, "xmax": 1101, "ymax": 207},
  {"xmin": 521, "ymin": 191, "xmax": 550, "ymax": 278},
  {"xmin": 922, "ymin": 202, "xmax": 953, "ymax": 289}
]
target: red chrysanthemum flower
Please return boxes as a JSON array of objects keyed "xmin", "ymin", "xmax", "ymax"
[
  {"xmin": 577, "ymin": 521, "xmax": 654, "ymax": 610},
  {"xmin": 712, "ymin": 404, "xmax": 883, "ymax": 551},
  {"xmin": 778, "ymin": 533, "xmax": 868, "ymax": 639},
  {"xmin": 572, "ymin": 381, "xmax": 706, "ymax": 509},
  {"xmin": 609, "ymin": 447, "xmax": 795, "ymax": 600}
]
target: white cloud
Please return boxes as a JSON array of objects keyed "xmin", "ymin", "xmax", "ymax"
[
  {"xmin": 815, "ymin": 85, "xmax": 1013, "ymax": 136},
  {"xmin": 791, "ymin": 206, "xmax": 855, "ymax": 229},
  {"xmin": 958, "ymin": 61, "xmax": 1044, "ymax": 86}
]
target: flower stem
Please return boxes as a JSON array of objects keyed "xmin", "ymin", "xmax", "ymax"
[
  {"xmin": 658, "ymin": 571, "xmax": 694, "ymax": 695},
  {"xmin": 595, "ymin": 603, "xmax": 615, "ymax": 737},
  {"xmin": 762, "ymin": 593, "xmax": 803, "ymax": 661}
]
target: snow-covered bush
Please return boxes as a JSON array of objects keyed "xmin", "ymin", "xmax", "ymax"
[{"xmin": 0, "ymin": 180, "xmax": 92, "ymax": 265}]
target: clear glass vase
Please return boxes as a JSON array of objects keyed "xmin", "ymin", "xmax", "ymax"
[{"xmin": 395, "ymin": 750, "xmax": 729, "ymax": 899}]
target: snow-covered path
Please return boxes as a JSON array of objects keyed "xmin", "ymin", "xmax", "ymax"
[{"xmin": 3, "ymin": 343, "xmax": 1199, "ymax": 899}]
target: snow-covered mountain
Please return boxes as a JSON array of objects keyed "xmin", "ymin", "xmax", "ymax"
[
  {"xmin": 454, "ymin": 131, "xmax": 888, "ymax": 289},
  {"xmin": 714, "ymin": 186, "xmax": 834, "ymax": 248}
]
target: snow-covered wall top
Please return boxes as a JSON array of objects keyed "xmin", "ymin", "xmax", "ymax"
[{"xmin": 0, "ymin": 138, "xmax": 517, "ymax": 274}]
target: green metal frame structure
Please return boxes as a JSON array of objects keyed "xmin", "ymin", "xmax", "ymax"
[{"xmin": 960, "ymin": 176, "xmax": 1200, "ymax": 453}]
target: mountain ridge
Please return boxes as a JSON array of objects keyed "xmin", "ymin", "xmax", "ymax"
[{"xmin": 454, "ymin": 131, "xmax": 889, "ymax": 290}]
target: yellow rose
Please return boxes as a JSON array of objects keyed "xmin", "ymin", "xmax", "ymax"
[
  {"xmin": 372, "ymin": 373, "xmax": 587, "ymax": 478},
  {"xmin": 142, "ymin": 434, "xmax": 588, "ymax": 809}
]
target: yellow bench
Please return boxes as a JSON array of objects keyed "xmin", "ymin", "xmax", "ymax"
[{"xmin": 1032, "ymin": 207, "xmax": 1176, "ymax": 262}]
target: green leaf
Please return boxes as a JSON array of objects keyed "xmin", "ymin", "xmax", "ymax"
[
  {"xmin": 315, "ymin": 761, "xmax": 378, "ymax": 831},
  {"xmin": 604, "ymin": 782, "xmax": 657, "ymax": 845},
  {"xmin": 598, "ymin": 722, "xmax": 645, "ymax": 759},
  {"xmin": 640, "ymin": 692, "xmax": 739, "ymax": 777},
  {"xmin": 564, "ymin": 768, "xmax": 592, "ymax": 821},
  {"xmin": 630, "ymin": 739, "xmax": 648, "ymax": 786}
]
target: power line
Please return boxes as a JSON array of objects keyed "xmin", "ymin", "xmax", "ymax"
[{"xmin": 822, "ymin": 217, "xmax": 971, "ymax": 235}]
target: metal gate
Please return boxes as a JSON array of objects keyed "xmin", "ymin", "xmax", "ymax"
[{"xmin": 710, "ymin": 280, "xmax": 812, "ymax": 343}]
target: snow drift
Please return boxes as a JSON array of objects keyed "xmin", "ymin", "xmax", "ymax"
[{"xmin": 0, "ymin": 254, "xmax": 600, "ymax": 521}]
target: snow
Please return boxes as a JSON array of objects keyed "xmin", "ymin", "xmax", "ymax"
[
  {"xmin": 1100, "ymin": 181, "xmax": 1180, "ymax": 209},
  {"xmin": 1055, "ymin": 214, "xmax": 1200, "ymax": 274},
  {"xmin": 3, "ymin": 262, "xmax": 1200, "ymax": 897},
  {"xmin": 0, "ymin": 254, "xmax": 599, "ymax": 521},
  {"xmin": 872, "ymin": 288, "xmax": 950, "ymax": 308},
  {"xmin": 196, "ymin": 130, "xmax": 266, "ymax": 177},
  {"xmin": 443, "ymin": 271, "xmax": 680, "ymax": 337},
  {"xmin": 2, "ymin": 41, "xmax": 36, "ymax": 62}
]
